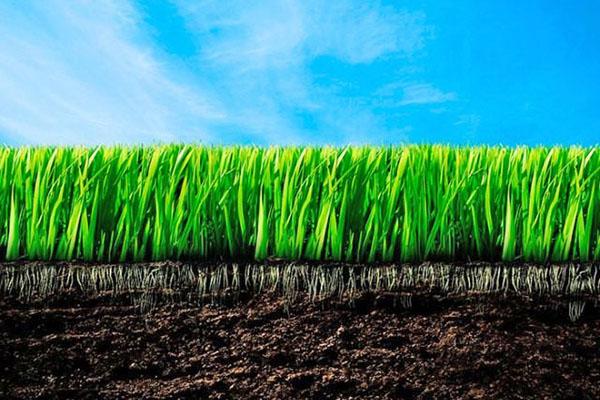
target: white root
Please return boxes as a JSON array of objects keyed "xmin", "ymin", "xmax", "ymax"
[{"xmin": 1, "ymin": 263, "xmax": 599, "ymax": 317}]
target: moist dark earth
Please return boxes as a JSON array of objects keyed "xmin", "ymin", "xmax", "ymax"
[{"xmin": 1, "ymin": 292, "xmax": 599, "ymax": 400}]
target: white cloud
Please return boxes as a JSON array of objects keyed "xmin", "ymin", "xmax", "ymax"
[
  {"xmin": 377, "ymin": 81, "xmax": 455, "ymax": 105},
  {"xmin": 455, "ymin": 114, "xmax": 481, "ymax": 126},
  {"xmin": 455, "ymin": 113, "xmax": 481, "ymax": 140},
  {"xmin": 305, "ymin": 3, "xmax": 431, "ymax": 64},
  {"xmin": 399, "ymin": 83, "xmax": 456, "ymax": 105},
  {"xmin": 374, "ymin": 82, "xmax": 456, "ymax": 108},
  {"xmin": 172, "ymin": 0, "xmax": 430, "ymax": 142},
  {"xmin": 0, "ymin": 0, "xmax": 440, "ymax": 145},
  {"xmin": 182, "ymin": 0, "xmax": 306, "ymax": 70},
  {"xmin": 177, "ymin": 0, "xmax": 430, "ymax": 68},
  {"xmin": 0, "ymin": 1, "xmax": 225, "ymax": 145}
]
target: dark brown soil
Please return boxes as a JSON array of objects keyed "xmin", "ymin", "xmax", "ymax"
[{"xmin": 1, "ymin": 292, "xmax": 599, "ymax": 400}]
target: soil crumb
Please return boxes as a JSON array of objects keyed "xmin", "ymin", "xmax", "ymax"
[{"xmin": 1, "ymin": 293, "xmax": 599, "ymax": 399}]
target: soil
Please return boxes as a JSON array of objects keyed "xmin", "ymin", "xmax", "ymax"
[{"xmin": 1, "ymin": 291, "xmax": 599, "ymax": 400}]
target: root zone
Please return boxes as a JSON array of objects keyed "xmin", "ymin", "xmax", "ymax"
[{"xmin": 1, "ymin": 262, "xmax": 599, "ymax": 317}]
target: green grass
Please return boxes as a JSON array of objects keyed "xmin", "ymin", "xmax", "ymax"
[{"xmin": 0, "ymin": 145, "xmax": 599, "ymax": 263}]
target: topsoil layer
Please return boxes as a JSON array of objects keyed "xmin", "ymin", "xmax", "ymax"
[{"xmin": 1, "ymin": 292, "xmax": 599, "ymax": 400}]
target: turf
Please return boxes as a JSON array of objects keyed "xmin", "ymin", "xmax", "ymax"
[{"xmin": 0, "ymin": 145, "xmax": 599, "ymax": 263}]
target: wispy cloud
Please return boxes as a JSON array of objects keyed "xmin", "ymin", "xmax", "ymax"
[
  {"xmin": 376, "ymin": 82, "xmax": 456, "ymax": 106},
  {"xmin": 454, "ymin": 113, "xmax": 481, "ymax": 141},
  {"xmin": 0, "ymin": 0, "xmax": 224, "ymax": 145},
  {"xmin": 400, "ymin": 83, "xmax": 456, "ymax": 105},
  {"xmin": 304, "ymin": 3, "xmax": 431, "ymax": 64},
  {"xmin": 177, "ymin": 0, "xmax": 430, "ymax": 67},
  {"xmin": 173, "ymin": 0, "xmax": 432, "ymax": 142},
  {"xmin": 0, "ymin": 0, "xmax": 446, "ymax": 145}
]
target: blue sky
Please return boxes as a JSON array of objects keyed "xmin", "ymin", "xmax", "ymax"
[{"xmin": 0, "ymin": 0, "xmax": 599, "ymax": 146}]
